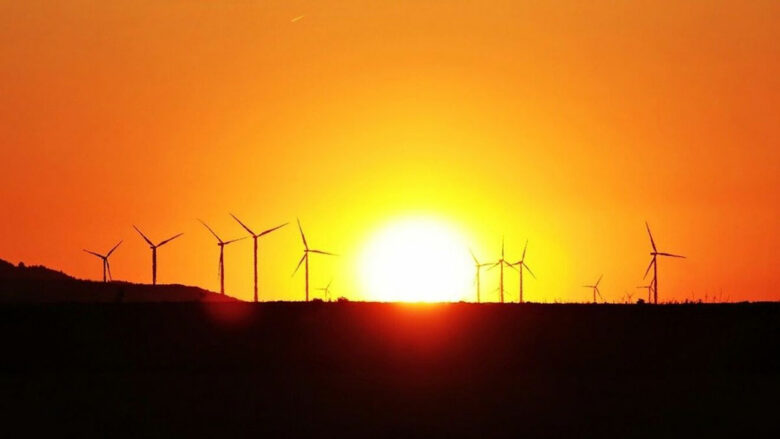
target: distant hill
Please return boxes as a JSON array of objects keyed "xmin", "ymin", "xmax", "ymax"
[{"xmin": 0, "ymin": 259, "xmax": 236, "ymax": 303}]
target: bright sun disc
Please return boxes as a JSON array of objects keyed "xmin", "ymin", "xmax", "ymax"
[{"xmin": 358, "ymin": 217, "xmax": 472, "ymax": 302}]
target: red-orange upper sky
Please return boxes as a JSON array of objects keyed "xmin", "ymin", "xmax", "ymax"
[{"xmin": 1, "ymin": 1, "xmax": 778, "ymax": 302}]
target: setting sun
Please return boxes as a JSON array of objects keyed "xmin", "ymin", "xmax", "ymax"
[{"xmin": 358, "ymin": 217, "xmax": 472, "ymax": 302}]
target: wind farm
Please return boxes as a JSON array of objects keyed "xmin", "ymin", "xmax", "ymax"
[
  {"xmin": 1, "ymin": 1, "xmax": 777, "ymax": 437},
  {"xmin": 49, "ymin": 219, "xmax": 703, "ymax": 305}
]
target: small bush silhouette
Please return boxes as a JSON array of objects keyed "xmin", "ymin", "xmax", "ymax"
[{"xmin": 337, "ymin": 296, "xmax": 349, "ymax": 303}]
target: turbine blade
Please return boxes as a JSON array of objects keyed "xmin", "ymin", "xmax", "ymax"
[
  {"xmin": 469, "ymin": 248, "xmax": 479, "ymax": 265},
  {"xmin": 501, "ymin": 237, "xmax": 505, "ymax": 259},
  {"xmin": 106, "ymin": 240, "xmax": 122, "ymax": 257},
  {"xmin": 521, "ymin": 240, "xmax": 528, "ymax": 261},
  {"xmin": 223, "ymin": 236, "xmax": 247, "ymax": 245},
  {"xmin": 643, "ymin": 258, "xmax": 654, "ymax": 279},
  {"xmin": 523, "ymin": 262, "xmax": 536, "ymax": 279},
  {"xmin": 595, "ymin": 274, "xmax": 603, "ymax": 287},
  {"xmin": 292, "ymin": 254, "xmax": 306, "ymax": 276},
  {"xmin": 133, "ymin": 225, "xmax": 154, "ymax": 246},
  {"xmin": 507, "ymin": 262, "xmax": 519, "ymax": 272},
  {"xmin": 106, "ymin": 260, "xmax": 113, "ymax": 281},
  {"xmin": 309, "ymin": 249, "xmax": 337, "ymax": 256},
  {"xmin": 259, "ymin": 222, "xmax": 289, "ymax": 237},
  {"xmin": 297, "ymin": 218, "xmax": 308, "ymax": 249},
  {"xmin": 230, "ymin": 213, "xmax": 256, "ymax": 236},
  {"xmin": 645, "ymin": 221, "xmax": 657, "ymax": 252},
  {"xmin": 83, "ymin": 249, "xmax": 104, "ymax": 259},
  {"xmin": 487, "ymin": 262, "xmax": 500, "ymax": 271},
  {"xmin": 657, "ymin": 252, "xmax": 686, "ymax": 258},
  {"xmin": 157, "ymin": 232, "xmax": 183, "ymax": 247},
  {"xmin": 199, "ymin": 219, "xmax": 223, "ymax": 243}
]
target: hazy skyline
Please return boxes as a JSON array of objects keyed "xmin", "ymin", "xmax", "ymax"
[{"xmin": 1, "ymin": 1, "xmax": 777, "ymax": 302}]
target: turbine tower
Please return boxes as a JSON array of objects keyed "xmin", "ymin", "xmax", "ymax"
[
  {"xmin": 488, "ymin": 238, "xmax": 514, "ymax": 303},
  {"xmin": 199, "ymin": 220, "xmax": 245, "ymax": 295},
  {"xmin": 644, "ymin": 222, "xmax": 686, "ymax": 304},
  {"xmin": 470, "ymin": 250, "xmax": 491, "ymax": 303},
  {"xmin": 510, "ymin": 240, "xmax": 536, "ymax": 304},
  {"xmin": 230, "ymin": 214, "xmax": 288, "ymax": 302},
  {"xmin": 583, "ymin": 275, "xmax": 603, "ymax": 304},
  {"xmin": 83, "ymin": 240, "xmax": 122, "ymax": 282},
  {"xmin": 133, "ymin": 225, "xmax": 183, "ymax": 285},
  {"xmin": 293, "ymin": 218, "xmax": 335, "ymax": 302}
]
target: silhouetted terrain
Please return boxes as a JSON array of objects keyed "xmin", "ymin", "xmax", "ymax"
[
  {"xmin": 0, "ymin": 259, "xmax": 234, "ymax": 303},
  {"xmin": 1, "ymin": 298, "xmax": 778, "ymax": 437}
]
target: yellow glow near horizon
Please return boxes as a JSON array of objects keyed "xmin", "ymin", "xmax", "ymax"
[{"xmin": 358, "ymin": 217, "xmax": 473, "ymax": 302}]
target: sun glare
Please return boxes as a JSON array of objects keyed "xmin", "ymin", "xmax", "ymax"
[{"xmin": 358, "ymin": 217, "xmax": 473, "ymax": 302}]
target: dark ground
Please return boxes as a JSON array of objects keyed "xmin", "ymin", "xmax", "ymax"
[{"xmin": 0, "ymin": 301, "xmax": 778, "ymax": 437}]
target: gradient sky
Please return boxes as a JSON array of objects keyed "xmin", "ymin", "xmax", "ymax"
[{"xmin": 1, "ymin": 1, "xmax": 778, "ymax": 302}]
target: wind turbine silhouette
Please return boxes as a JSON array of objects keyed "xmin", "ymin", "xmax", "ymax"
[
  {"xmin": 199, "ymin": 220, "xmax": 245, "ymax": 296},
  {"xmin": 230, "ymin": 214, "xmax": 288, "ymax": 302},
  {"xmin": 293, "ymin": 219, "xmax": 336, "ymax": 302},
  {"xmin": 510, "ymin": 240, "xmax": 536, "ymax": 303},
  {"xmin": 583, "ymin": 275, "xmax": 603, "ymax": 304},
  {"xmin": 644, "ymin": 222, "xmax": 686, "ymax": 304},
  {"xmin": 133, "ymin": 225, "xmax": 183, "ymax": 285},
  {"xmin": 470, "ymin": 250, "xmax": 491, "ymax": 303},
  {"xmin": 488, "ymin": 238, "xmax": 514, "ymax": 303},
  {"xmin": 637, "ymin": 284, "xmax": 653, "ymax": 302},
  {"xmin": 83, "ymin": 240, "xmax": 122, "ymax": 282},
  {"xmin": 318, "ymin": 279, "xmax": 333, "ymax": 301}
]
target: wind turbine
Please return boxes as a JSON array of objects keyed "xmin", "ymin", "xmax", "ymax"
[
  {"xmin": 470, "ymin": 250, "xmax": 491, "ymax": 303},
  {"xmin": 510, "ymin": 240, "xmax": 536, "ymax": 304},
  {"xmin": 230, "ymin": 214, "xmax": 288, "ymax": 302},
  {"xmin": 83, "ymin": 240, "xmax": 122, "ymax": 282},
  {"xmin": 318, "ymin": 279, "xmax": 333, "ymax": 301},
  {"xmin": 637, "ymin": 284, "xmax": 653, "ymax": 302},
  {"xmin": 644, "ymin": 222, "xmax": 686, "ymax": 304},
  {"xmin": 293, "ymin": 218, "xmax": 336, "ymax": 302},
  {"xmin": 199, "ymin": 220, "xmax": 245, "ymax": 296},
  {"xmin": 583, "ymin": 275, "xmax": 603, "ymax": 304},
  {"xmin": 488, "ymin": 238, "xmax": 514, "ymax": 303},
  {"xmin": 133, "ymin": 225, "xmax": 183, "ymax": 285}
]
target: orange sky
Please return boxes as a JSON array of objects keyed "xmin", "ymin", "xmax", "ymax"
[{"xmin": 1, "ymin": 1, "xmax": 778, "ymax": 302}]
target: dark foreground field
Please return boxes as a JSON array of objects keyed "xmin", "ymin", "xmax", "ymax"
[{"xmin": 1, "ymin": 302, "xmax": 778, "ymax": 437}]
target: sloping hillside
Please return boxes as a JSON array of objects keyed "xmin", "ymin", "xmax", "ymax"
[{"xmin": 0, "ymin": 259, "xmax": 236, "ymax": 303}]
